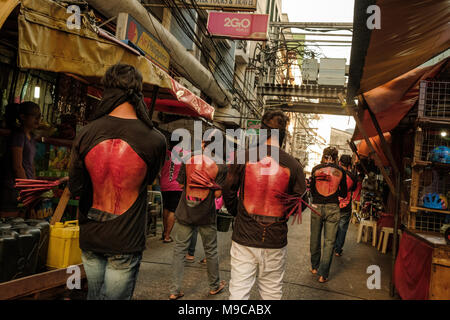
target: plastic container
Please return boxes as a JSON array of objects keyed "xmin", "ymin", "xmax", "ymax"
[
  {"xmin": 216, "ymin": 211, "xmax": 234, "ymax": 232},
  {"xmin": 10, "ymin": 225, "xmax": 41, "ymax": 277},
  {"xmin": 25, "ymin": 219, "xmax": 50, "ymax": 273},
  {"xmin": 46, "ymin": 220, "xmax": 82, "ymax": 269},
  {"xmin": 0, "ymin": 230, "xmax": 20, "ymax": 283}
]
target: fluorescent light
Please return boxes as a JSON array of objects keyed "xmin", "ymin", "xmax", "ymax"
[{"xmin": 34, "ymin": 86, "xmax": 40, "ymax": 99}]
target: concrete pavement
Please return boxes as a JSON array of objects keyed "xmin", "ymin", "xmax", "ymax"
[{"xmin": 133, "ymin": 209, "xmax": 397, "ymax": 300}]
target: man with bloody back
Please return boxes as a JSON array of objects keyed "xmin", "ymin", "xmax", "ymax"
[
  {"xmin": 223, "ymin": 110, "xmax": 306, "ymax": 300},
  {"xmin": 169, "ymin": 138, "xmax": 227, "ymax": 300},
  {"xmin": 69, "ymin": 64, "xmax": 166, "ymax": 300},
  {"xmin": 309, "ymin": 147, "xmax": 347, "ymax": 283}
]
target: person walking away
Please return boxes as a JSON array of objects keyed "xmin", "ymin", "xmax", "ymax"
[
  {"xmin": 223, "ymin": 111, "xmax": 306, "ymax": 300},
  {"xmin": 169, "ymin": 139, "xmax": 227, "ymax": 300},
  {"xmin": 160, "ymin": 141, "xmax": 185, "ymax": 243},
  {"xmin": 186, "ymin": 197, "xmax": 223, "ymax": 263},
  {"xmin": 68, "ymin": 64, "xmax": 166, "ymax": 300},
  {"xmin": 309, "ymin": 147, "xmax": 347, "ymax": 283},
  {"xmin": 0, "ymin": 102, "xmax": 41, "ymax": 218},
  {"xmin": 334, "ymin": 154, "xmax": 357, "ymax": 257}
]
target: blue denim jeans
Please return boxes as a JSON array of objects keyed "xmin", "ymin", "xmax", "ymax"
[
  {"xmin": 81, "ymin": 250, "xmax": 142, "ymax": 300},
  {"xmin": 188, "ymin": 227, "xmax": 199, "ymax": 256},
  {"xmin": 334, "ymin": 210, "xmax": 351, "ymax": 255},
  {"xmin": 170, "ymin": 222, "xmax": 221, "ymax": 295},
  {"xmin": 310, "ymin": 203, "xmax": 340, "ymax": 279}
]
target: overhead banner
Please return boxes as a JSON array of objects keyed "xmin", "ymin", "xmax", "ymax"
[
  {"xmin": 207, "ymin": 12, "xmax": 269, "ymax": 41},
  {"xmin": 175, "ymin": 0, "xmax": 257, "ymax": 12},
  {"xmin": 116, "ymin": 13, "xmax": 170, "ymax": 72}
]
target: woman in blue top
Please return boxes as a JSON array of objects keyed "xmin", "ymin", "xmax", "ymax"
[{"xmin": 0, "ymin": 101, "xmax": 41, "ymax": 217}]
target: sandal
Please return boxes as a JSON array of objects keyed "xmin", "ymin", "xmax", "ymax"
[
  {"xmin": 335, "ymin": 252, "xmax": 342, "ymax": 257},
  {"xmin": 310, "ymin": 268, "xmax": 318, "ymax": 274},
  {"xmin": 318, "ymin": 276, "xmax": 328, "ymax": 283},
  {"xmin": 209, "ymin": 280, "xmax": 226, "ymax": 295},
  {"xmin": 199, "ymin": 258, "xmax": 207, "ymax": 265},
  {"xmin": 185, "ymin": 255, "xmax": 195, "ymax": 263},
  {"xmin": 163, "ymin": 237, "xmax": 174, "ymax": 243},
  {"xmin": 169, "ymin": 292, "xmax": 184, "ymax": 300}
]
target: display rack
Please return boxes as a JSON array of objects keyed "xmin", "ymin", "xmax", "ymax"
[
  {"xmin": 409, "ymin": 80, "xmax": 450, "ymax": 232},
  {"xmin": 403, "ymin": 80, "xmax": 450, "ymax": 300}
]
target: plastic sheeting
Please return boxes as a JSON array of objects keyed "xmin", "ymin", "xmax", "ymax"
[
  {"xmin": 17, "ymin": 0, "xmax": 173, "ymax": 91},
  {"xmin": 359, "ymin": 0, "xmax": 450, "ymax": 94},
  {"xmin": 0, "ymin": 0, "xmax": 19, "ymax": 30},
  {"xmin": 13, "ymin": 0, "xmax": 214, "ymax": 120},
  {"xmin": 353, "ymin": 59, "xmax": 448, "ymax": 140},
  {"xmin": 356, "ymin": 132, "xmax": 391, "ymax": 167}
]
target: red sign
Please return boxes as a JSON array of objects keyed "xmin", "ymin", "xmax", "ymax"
[{"xmin": 207, "ymin": 12, "xmax": 269, "ymax": 41}]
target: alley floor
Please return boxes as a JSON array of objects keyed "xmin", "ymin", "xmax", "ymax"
[{"xmin": 133, "ymin": 209, "xmax": 398, "ymax": 300}]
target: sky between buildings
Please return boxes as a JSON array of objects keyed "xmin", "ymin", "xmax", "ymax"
[{"xmin": 282, "ymin": 0, "xmax": 356, "ymax": 170}]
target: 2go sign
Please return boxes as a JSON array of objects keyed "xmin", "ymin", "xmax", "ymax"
[
  {"xmin": 207, "ymin": 12, "xmax": 269, "ymax": 41},
  {"xmin": 224, "ymin": 17, "xmax": 252, "ymax": 29}
]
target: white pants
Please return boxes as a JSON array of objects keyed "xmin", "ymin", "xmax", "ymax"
[{"xmin": 229, "ymin": 241, "xmax": 287, "ymax": 300}]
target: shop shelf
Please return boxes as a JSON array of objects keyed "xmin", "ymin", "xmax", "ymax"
[{"xmin": 410, "ymin": 206, "xmax": 450, "ymax": 215}]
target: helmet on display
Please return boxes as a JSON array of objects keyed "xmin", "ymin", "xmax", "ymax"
[
  {"xmin": 423, "ymin": 193, "xmax": 448, "ymax": 210},
  {"xmin": 430, "ymin": 146, "xmax": 450, "ymax": 164}
]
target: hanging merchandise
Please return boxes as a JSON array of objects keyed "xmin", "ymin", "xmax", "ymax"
[
  {"xmin": 54, "ymin": 74, "xmax": 88, "ymax": 130},
  {"xmin": 423, "ymin": 192, "xmax": 448, "ymax": 210},
  {"xmin": 430, "ymin": 145, "xmax": 450, "ymax": 164}
]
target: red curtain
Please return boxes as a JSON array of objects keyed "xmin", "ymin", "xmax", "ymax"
[{"xmin": 394, "ymin": 232, "xmax": 433, "ymax": 300}]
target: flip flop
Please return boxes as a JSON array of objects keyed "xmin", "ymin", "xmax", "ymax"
[
  {"xmin": 169, "ymin": 292, "xmax": 184, "ymax": 300},
  {"xmin": 199, "ymin": 258, "xmax": 207, "ymax": 265},
  {"xmin": 318, "ymin": 276, "xmax": 328, "ymax": 283},
  {"xmin": 310, "ymin": 268, "xmax": 318, "ymax": 274},
  {"xmin": 209, "ymin": 280, "xmax": 226, "ymax": 295}
]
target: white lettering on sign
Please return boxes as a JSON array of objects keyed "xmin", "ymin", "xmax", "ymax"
[{"xmin": 224, "ymin": 17, "xmax": 251, "ymax": 29}]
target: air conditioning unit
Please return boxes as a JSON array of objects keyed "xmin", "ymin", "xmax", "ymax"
[{"xmin": 174, "ymin": 76, "xmax": 201, "ymax": 97}]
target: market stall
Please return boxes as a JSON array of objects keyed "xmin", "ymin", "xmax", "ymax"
[
  {"xmin": 346, "ymin": 0, "xmax": 449, "ymax": 300},
  {"xmin": 0, "ymin": 0, "xmax": 215, "ymax": 299}
]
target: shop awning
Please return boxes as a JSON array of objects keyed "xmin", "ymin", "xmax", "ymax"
[
  {"xmin": 352, "ymin": 59, "xmax": 448, "ymax": 140},
  {"xmin": 0, "ymin": 0, "xmax": 19, "ymax": 30},
  {"xmin": 347, "ymin": 0, "xmax": 450, "ymax": 101},
  {"xmin": 14, "ymin": 0, "xmax": 214, "ymax": 120},
  {"xmin": 356, "ymin": 133, "xmax": 391, "ymax": 167}
]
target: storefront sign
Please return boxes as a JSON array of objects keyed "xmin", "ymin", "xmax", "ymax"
[
  {"xmin": 175, "ymin": 0, "xmax": 257, "ymax": 12},
  {"xmin": 207, "ymin": 12, "xmax": 269, "ymax": 41},
  {"xmin": 116, "ymin": 13, "xmax": 170, "ymax": 71}
]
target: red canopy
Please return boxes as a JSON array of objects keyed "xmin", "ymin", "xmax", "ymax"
[
  {"xmin": 353, "ymin": 59, "xmax": 448, "ymax": 140},
  {"xmin": 356, "ymin": 132, "xmax": 391, "ymax": 167},
  {"xmin": 87, "ymin": 78, "xmax": 215, "ymax": 120}
]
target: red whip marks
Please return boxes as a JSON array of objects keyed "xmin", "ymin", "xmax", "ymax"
[
  {"xmin": 85, "ymin": 139, "xmax": 147, "ymax": 215},
  {"xmin": 243, "ymin": 157, "xmax": 290, "ymax": 218},
  {"xmin": 186, "ymin": 154, "xmax": 219, "ymax": 200},
  {"xmin": 314, "ymin": 167, "xmax": 343, "ymax": 197}
]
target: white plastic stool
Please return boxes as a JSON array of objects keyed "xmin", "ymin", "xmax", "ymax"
[
  {"xmin": 357, "ymin": 218, "xmax": 377, "ymax": 247},
  {"xmin": 377, "ymin": 227, "xmax": 402, "ymax": 254}
]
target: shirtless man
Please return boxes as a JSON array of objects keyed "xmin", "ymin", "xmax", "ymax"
[{"xmin": 69, "ymin": 64, "xmax": 166, "ymax": 300}]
